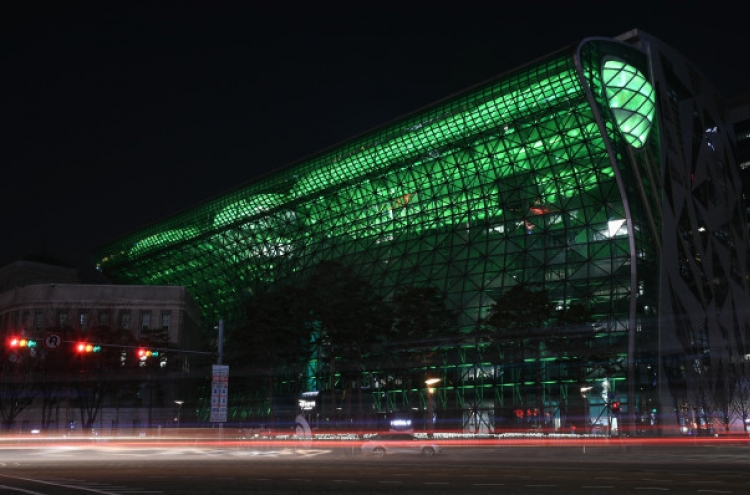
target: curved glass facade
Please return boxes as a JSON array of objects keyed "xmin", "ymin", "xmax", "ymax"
[
  {"xmin": 94, "ymin": 34, "xmax": 749, "ymax": 433},
  {"xmin": 95, "ymin": 46, "xmax": 642, "ymax": 331}
]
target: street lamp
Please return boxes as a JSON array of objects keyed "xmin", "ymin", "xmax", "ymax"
[
  {"xmin": 174, "ymin": 400, "xmax": 184, "ymax": 431},
  {"xmin": 580, "ymin": 386, "xmax": 592, "ymax": 434},
  {"xmin": 425, "ymin": 378, "xmax": 441, "ymax": 434}
]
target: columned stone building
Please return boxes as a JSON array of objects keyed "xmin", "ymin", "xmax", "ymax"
[{"xmin": 0, "ymin": 261, "xmax": 202, "ymax": 433}]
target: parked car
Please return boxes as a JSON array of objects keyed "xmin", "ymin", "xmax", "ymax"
[{"xmin": 361, "ymin": 433, "xmax": 441, "ymax": 458}]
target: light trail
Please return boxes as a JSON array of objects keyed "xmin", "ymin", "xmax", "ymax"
[{"xmin": 1, "ymin": 428, "xmax": 748, "ymax": 453}]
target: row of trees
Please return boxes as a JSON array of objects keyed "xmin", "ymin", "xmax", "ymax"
[
  {"xmin": 227, "ymin": 261, "xmax": 456, "ymax": 425},
  {"xmin": 680, "ymin": 344, "xmax": 750, "ymax": 435},
  {"xmin": 227, "ymin": 261, "xmax": 605, "ymax": 428},
  {"xmin": 0, "ymin": 324, "xmax": 170, "ymax": 430}
]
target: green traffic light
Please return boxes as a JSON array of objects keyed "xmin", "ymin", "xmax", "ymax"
[
  {"xmin": 27, "ymin": 340, "xmax": 37, "ymax": 348},
  {"xmin": 93, "ymin": 345, "xmax": 102, "ymax": 353}
]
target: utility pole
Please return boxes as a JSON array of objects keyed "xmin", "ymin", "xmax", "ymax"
[
  {"xmin": 210, "ymin": 320, "xmax": 228, "ymax": 441},
  {"xmin": 217, "ymin": 319, "xmax": 224, "ymax": 365}
]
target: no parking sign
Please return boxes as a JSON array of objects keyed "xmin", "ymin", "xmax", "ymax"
[{"xmin": 44, "ymin": 333, "xmax": 62, "ymax": 349}]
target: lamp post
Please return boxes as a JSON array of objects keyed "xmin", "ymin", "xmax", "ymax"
[
  {"xmin": 580, "ymin": 386, "xmax": 592, "ymax": 434},
  {"xmin": 174, "ymin": 400, "xmax": 184, "ymax": 432},
  {"xmin": 425, "ymin": 378, "xmax": 441, "ymax": 434}
]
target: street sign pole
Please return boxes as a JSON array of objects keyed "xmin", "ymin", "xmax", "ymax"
[
  {"xmin": 210, "ymin": 320, "xmax": 227, "ymax": 442},
  {"xmin": 210, "ymin": 364, "xmax": 229, "ymax": 424}
]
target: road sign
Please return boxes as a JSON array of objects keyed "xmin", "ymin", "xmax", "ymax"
[
  {"xmin": 210, "ymin": 365, "xmax": 229, "ymax": 423},
  {"xmin": 44, "ymin": 333, "xmax": 62, "ymax": 349}
]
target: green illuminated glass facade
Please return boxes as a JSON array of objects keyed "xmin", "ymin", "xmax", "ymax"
[{"xmin": 94, "ymin": 33, "xmax": 750, "ymax": 433}]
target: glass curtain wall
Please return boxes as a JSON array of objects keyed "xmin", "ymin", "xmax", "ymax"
[{"xmin": 95, "ymin": 41, "xmax": 661, "ymax": 431}]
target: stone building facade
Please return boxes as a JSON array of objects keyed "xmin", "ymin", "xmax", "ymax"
[{"xmin": 0, "ymin": 261, "xmax": 203, "ymax": 433}]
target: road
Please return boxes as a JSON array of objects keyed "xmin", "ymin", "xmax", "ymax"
[{"xmin": 0, "ymin": 439, "xmax": 748, "ymax": 494}]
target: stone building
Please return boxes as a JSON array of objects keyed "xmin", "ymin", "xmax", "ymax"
[{"xmin": 0, "ymin": 260, "xmax": 202, "ymax": 433}]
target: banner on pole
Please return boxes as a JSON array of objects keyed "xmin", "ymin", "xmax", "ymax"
[{"xmin": 210, "ymin": 364, "xmax": 229, "ymax": 423}]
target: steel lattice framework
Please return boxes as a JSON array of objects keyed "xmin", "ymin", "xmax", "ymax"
[{"xmin": 94, "ymin": 33, "xmax": 750, "ymax": 433}]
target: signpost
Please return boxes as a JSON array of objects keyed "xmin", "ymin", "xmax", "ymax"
[
  {"xmin": 210, "ymin": 364, "xmax": 229, "ymax": 423},
  {"xmin": 210, "ymin": 320, "xmax": 228, "ymax": 437}
]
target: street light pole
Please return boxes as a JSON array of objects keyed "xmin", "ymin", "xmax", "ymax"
[
  {"xmin": 174, "ymin": 400, "xmax": 184, "ymax": 432},
  {"xmin": 580, "ymin": 386, "xmax": 592, "ymax": 434},
  {"xmin": 425, "ymin": 378, "xmax": 441, "ymax": 435},
  {"xmin": 580, "ymin": 385, "xmax": 592, "ymax": 454}
]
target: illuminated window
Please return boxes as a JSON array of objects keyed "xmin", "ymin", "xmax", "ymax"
[
  {"xmin": 607, "ymin": 219, "xmax": 627, "ymax": 237},
  {"xmin": 390, "ymin": 192, "xmax": 415, "ymax": 209},
  {"xmin": 602, "ymin": 59, "xmax": 656, "ymax": 148},
  {"xmin": 79, "ymin": 311, "xmax": 89, "ymax": 330}
]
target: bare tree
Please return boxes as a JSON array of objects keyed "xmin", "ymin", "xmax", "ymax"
[
  {"xmin": 71, "ymin": 325, "xmax": 138, "ymax": 430},
  {"xmin": 729, "ymin": 356, "xmax": 750, "ymax": 433},
  {"xmin": 0, "ymin": 344, "xmax": 37, "ymax": 430}
]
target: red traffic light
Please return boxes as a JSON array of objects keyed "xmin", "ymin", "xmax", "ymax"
[
  {"xmin": 137, "ymin": 348, "xmax": 159, "ymax": 359},
  {"xmin": 8, "ymin": 337, "xmax": 36, "ymax": 348},
  {"xmin": 76, "ymin": 342, "xmax": 101, "ymax": 353}
]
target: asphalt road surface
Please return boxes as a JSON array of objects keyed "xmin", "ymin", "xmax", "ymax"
[{"xmin": 0, "ymin": 441, "xmax": 748, "ymax": 494}]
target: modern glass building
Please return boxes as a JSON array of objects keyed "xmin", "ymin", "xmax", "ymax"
[{"xmin": 94, "ymin": 30, "xmax": 750, "ymax": 434}]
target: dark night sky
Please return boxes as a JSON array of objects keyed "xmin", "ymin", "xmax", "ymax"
[{"xmin": 3, "ymin": 1, "xmax": 747, "ymax": 281}]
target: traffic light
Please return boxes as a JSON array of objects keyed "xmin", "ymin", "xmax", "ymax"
[
  {"xmin": 76, "ymin": 342, "xmax": 102, "ymax": 353},
  {"xmin": 137, "ymin": 348, "xmax": 159, "ymax": 359},
  {"xmin": 8, "ymin": 337, "xmax": 37, "ymax": 348},
  {"xmin": 611, "ymin": 401, "xmax": 621, "ymax": 414}
]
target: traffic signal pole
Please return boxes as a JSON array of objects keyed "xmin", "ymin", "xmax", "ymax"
[
  {"xmin": 217, "ymin": 319, "xmax": 225, "ymax": 441},
  {"xmin": 217, "ymin": 319, "xmax": 224, "ymax": 365}
]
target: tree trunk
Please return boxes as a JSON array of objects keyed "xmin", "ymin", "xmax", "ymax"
[{"xmin": 267, "ymin": 368, "xmax": 275, "ymax": 429}]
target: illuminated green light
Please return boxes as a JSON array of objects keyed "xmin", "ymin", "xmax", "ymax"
[
  {"xmin": 130, "ymin": 228, "xmax": 200, "ymax": 256},
  {"xmin": 602, "ymin": 59, "xmax": 655, "ymax": 148},
  {"xmin": 213, "ymin": 195, "xmax": 285, "ymax": 228},
  {"xmin": 94, "ymin": 49, "xmax": 640, "ymax": 339}
]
